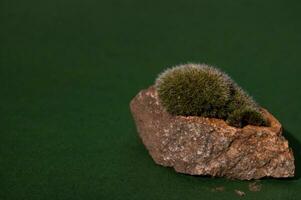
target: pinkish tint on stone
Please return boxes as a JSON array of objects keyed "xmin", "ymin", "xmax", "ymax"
[{"xmin": 130, "ymin": 86, "xmax": 295, "ymax": 180}]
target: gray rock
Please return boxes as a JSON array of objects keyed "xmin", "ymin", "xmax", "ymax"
[{"xmin": 130, "ymin": 86, "xmax": 295, "ymax": 180}]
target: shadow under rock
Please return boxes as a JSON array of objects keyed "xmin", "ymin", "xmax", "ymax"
[{"xmin": 283, "ymin": 129, "xmax": 301, "ymax": 180}]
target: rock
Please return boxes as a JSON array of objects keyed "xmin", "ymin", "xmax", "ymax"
[
  {"xmin": 234, "ymin": 190, "xmax": 246, "ymax": 196},
  {"xmin": 248, "ymin": 181, "xmax": 262, "ymax": 192},
  {"xmin": 211, "ymin": 186, "xmax": 225, "ymax": 192},
  {"xmin": 130, "ymin": 86, "xmax": 295, "ymax": 180}
]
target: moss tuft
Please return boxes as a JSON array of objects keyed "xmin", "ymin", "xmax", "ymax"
[{"xmin": 155, "ymin": 63, "xmax": 268, "ymax": 128}]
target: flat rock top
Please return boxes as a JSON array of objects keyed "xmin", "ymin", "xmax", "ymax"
[{"xmin": 133, "ymin": 86, "xmax": 282, "ymax": 135}]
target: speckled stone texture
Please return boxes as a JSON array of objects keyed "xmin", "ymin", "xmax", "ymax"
[{"xmin": 130, "ymin": 86, "xmax": 295, "ymax": 180}]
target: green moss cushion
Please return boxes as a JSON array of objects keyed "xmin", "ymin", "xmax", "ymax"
[{"xmin": 155, "ymin": 63, "xmax": 268, "ymax": 128}]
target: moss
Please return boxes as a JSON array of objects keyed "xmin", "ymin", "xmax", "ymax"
[
  {"xmin": 226, "ymin": 106, "xmax": 268, "ymax": 127},
  {"xmin": 155, "ymin": 63, "xmax": 268, "ymax": 128}
]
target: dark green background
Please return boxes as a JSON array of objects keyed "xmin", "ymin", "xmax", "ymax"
[{"xmin": 1, "ymin": 0, "xmax": 301, "ymax": 199}]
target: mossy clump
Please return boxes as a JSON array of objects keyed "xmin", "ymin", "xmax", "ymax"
[{"xmin": 155, "ymin": 63, "xmax": 268, "ymax": 128}]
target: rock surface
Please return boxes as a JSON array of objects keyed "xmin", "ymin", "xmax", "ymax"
[{"xmin": 130, "ymin": 86, "xmax": 295, "ymax": 180}]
